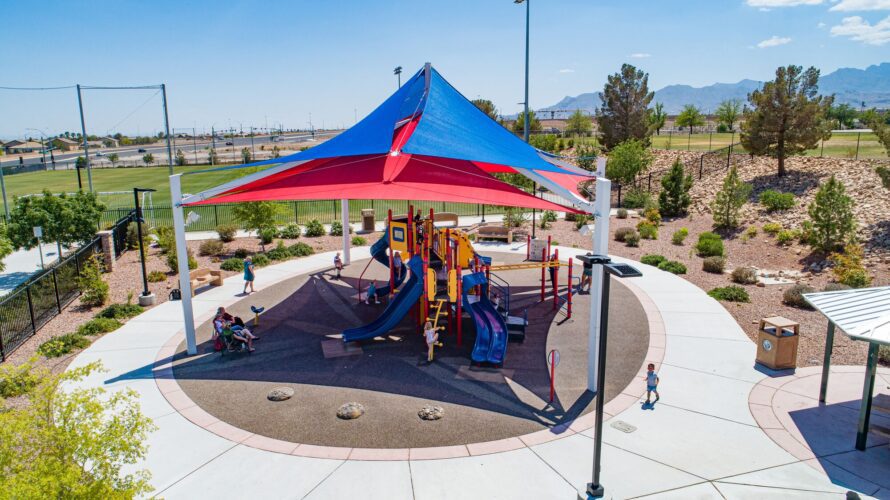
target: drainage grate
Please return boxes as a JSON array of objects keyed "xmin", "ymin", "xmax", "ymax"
[{"xmin": 610, "ymin": 420, "xmax": 637, "ymax": 433}]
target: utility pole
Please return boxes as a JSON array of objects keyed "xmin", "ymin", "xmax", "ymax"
[
  {"xmin": 516, "ymin": 0, "xmax": 534, "ymax": 237},
  {"xmin": 192, "ymin": 127, "xmax": 198, "ymax": 164},
  {"xmin": 250, "ymin": 126, "xmax": 255, "ymax": 159},
  {"xmin": 76, "ymin": 84, "xmax": 94, "ymax": 192},
  {"xmin": 394, "ymin": 66, "xmax": 402, "ymax": 88},
  {"xmin": 211, "ymin": 126, "xmax": 216, "ymax": 165},
  {"xmin": 161, "ymin": 84, "xmax": 173, "ymax": 174}
]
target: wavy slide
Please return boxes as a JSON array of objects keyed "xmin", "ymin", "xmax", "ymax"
[
  {"xmin": 342, "ymin": 255, "xmax": 424, "ymax": 343},
  {"xmin": 462, "ymin": 272, "xmax": 508, "ymax": 365}
]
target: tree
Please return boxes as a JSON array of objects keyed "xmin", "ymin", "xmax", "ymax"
[
  {"xmin": 75, "ymin": 156, "xmax": 86, "ymax": 170},
  {"xmin": 869, "ymin": 116, "xmax": 890, "ymax": 157},
  {"xmin": 711, "ymin": 166, "xmax": 752, "ymax": 229},
  {"xmin": 0, "ymin": 361, "xmax": 155, "ymax": 498},
  {"xmin": 207, "ymin": 148, "xmax": 219, "ymax": 165},
  {"xmin": 271, "ymin": 145, "xmax": 281, "ymax": 159},
  {"xmin": 0, "ymin": 224, "xmax": 13, "ymax": 272},
  {"xmin": 241, "ymin": 147, "xmax": 251, "ymax": 164},
  {"xmin": 596, "ymin": 63, "xmax": 654, "ymax": 150},
  {"xmin": 232, "ymin": 201, "xmax": 281, "ymax": 237},
  {"xmin": 605, "ymin": 139, "xmax": 653, "ymax": 186},
  {"xmin": 828, "ymin": 103, "xmax": 856, "ymax": 130},
  {"xmin": 741, "ymin": 65, "xmax": 833, "ymax": 177},
  {"xmin": 512, "ymin": 110, "xmax": 542, "ymax": 135},
  {"xmin": 715, "ymin": 99, "xmax": 742, "ymax": 131},
  {"xmin": 565, "ymin": 109, "xmax": 592, "ymax": 136},
  {"xmin": 808, "ymin": 175, "xmax": 855, "ymax": 253},
  {"xmin": 142, "ymin": 153, "xmax": 154, "ymax": 166},
  {"xmin": 107, "ymin": 153, "xmax": 119, "ymax": 167},
  {"xmin": 658, "ymin": 158, "xmax": 693, "ymax": 217},
  {"xmin": 649, "ymin": 102, "xmax": 666, "ymax": 135},
  {"xmin": 471, "ymin": 99, "xmax": 499, "ymax": 121},
  {"xmin": 575, "ymin": 143, "xmax": 598, "ymax": 171},
  {"xmin": 675, "ymin": 104, "xmax": 705, "ymax": 150},
  {"xmin": 6, "ymin": 190, "xmax": 105, "ymax": 256},
  {"xmin": 175, "ymin": 149, "xmax": 187, "ymax": 166}
]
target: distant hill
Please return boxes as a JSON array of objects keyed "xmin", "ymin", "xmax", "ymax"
[{"xmin": 539, "ymin": 63, "xmax": 890, "ymax": 117}]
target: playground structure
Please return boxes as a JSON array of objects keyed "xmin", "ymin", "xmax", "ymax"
[{"xmin": 344, "ymin": 206, "xmax": 576, "ymax": 365}]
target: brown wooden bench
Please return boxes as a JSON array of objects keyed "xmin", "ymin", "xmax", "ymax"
[
  {"xmin": 189, "ymin": 268, "xmax": 223, "ymax": 295},
  {"xmin": 476, "ymin": 224, "xmax": 513, "ymax": 242}
]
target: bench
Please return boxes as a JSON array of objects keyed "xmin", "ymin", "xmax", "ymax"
[
  {"xmin": 189, "ymin": 268, "xmax": 223, "ymax": 295},
  {"xmin": 476, "ymin": 224, "xmax": 513, "ymax": 242}
]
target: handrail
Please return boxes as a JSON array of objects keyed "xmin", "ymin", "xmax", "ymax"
[{"xmin": 355, "ymin": 257, "xmax": 376, "ymax": 304}]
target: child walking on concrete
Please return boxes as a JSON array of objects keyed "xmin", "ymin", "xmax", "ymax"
[
  {"xmin": 334, "ymin": 252, "xmax": 343, "ymax": 279},
  {"xmin": 645, "ymin": 363, "xmax": 660, "ymax": 404}
]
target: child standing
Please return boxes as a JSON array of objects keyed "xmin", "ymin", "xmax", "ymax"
[
  {"xmin": 334, "ymin": 252, "xmax": 343, "ymax": 279},
  {"xmin": 365, "ymin": 281, "xmax": 380, "ymax": 305},
  {"xmin": 645, "ymin": 363, "xmax": 660, "ymax": 404},
  {"xmin": 424, "ymin": 321, "xmax": 439, "ymax": 362},
  {"xmin": 243, "ymin": 256, "xmax": 256, "ymax": 294}
]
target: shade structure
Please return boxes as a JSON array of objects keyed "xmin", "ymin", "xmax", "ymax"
[{"xmin": 183, "ymin": 63, "xmax": 594, "ymax": 212}]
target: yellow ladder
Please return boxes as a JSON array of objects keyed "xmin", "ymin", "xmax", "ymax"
[{"xmin": 427, "ymin": 300, "xmax": 447, "ymax": 330}]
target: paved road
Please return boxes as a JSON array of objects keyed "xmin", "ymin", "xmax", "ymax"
[{"xmin": 0, "ymin": 244, "xmax": 70, "ymax": 296}]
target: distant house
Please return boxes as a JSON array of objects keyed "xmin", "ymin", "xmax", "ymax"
[
  {"xmin": 4, "ymin": 140, "xmax": 44, "ymax": 154},
  {"xmin": 52, "ymin": 137, "xmax": 81, "ymax": 151},
  {"xmin": 101, "ymin": 136, "xmax": 120, "ymax": 148}
]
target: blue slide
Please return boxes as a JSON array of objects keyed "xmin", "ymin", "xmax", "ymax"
[
  {"xmin": 369, "ymin": 232, "xmax": 407, "ymax": 297},
  {"xmin": 462, "ymin": 272, "xmax": 508, "ymax": 365},
  {"xmin": 343, "ymin": 255, "xmax": 424, "ymax": 343}
]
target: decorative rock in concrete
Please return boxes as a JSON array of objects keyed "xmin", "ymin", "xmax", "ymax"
[
  {"xmin": 418, "ymin": 405, "xmax": 445, "ymax": 421},
  {"xmin": 267, "ymin": 387, "xmax": 294, "ymax": 402},
  {"xmin": 337, "ymin": 402, "xmax": 365, "ymax": 420}
]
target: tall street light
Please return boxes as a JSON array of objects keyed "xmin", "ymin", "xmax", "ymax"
[
  {"xmin": 134, "ymin": 187, "xmax": 158, "ymax": 306},
  {"xmin": 515, "ymin": 0, "xmax": 535, "ymax": 238},
  {"xmin": 394, "ymin": 66, "xmax": 403, "ymax": 88},
  {"xmin": 26, "ymin": 128, "xmax": 48, "ymax": 170},
  {"xmin": 578, "ymin": 254, "xmax": 642, "ymax": 499}
]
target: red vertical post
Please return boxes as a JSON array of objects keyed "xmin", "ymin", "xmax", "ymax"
[
  {"xmin": 422, "ymin": 229, "xmax": 429, "ymax": 326},
  {"xmin": 456, "ymin": 264, "xmax": 462, "ymax": 346},
  {"xmin": 407, "ymin": 204, "xmax": 414, "ymax": 259},
  {"xmin": 547, "ymin": 235, "xmax": 552, "ymax": 260},
  {"xmin": 388, "ymin": 209, "xmax": 394, "ymax": 297},
  {"xmin": 445, "ymin": 228, "xmax": 452, "ymax": 333},
  {"xmin": 567, "ymin": 258, "xmax": 573, "ymax": 318},
  {"xmin": 553, "ymin": 249, "xmax": 559, "ymax": 310},
  {"xmin": 540, "ymin": 248, "xmax": 546, "ymax": 302},
  {"xmin": 526, "ymin": 233, "xmax": 531, "ymax": 260},
  {"xmin": 474, "ymin": 255, "xmax": 481, "ymax": 295}
]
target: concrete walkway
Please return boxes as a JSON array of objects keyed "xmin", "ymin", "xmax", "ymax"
[{"xmin": 66, "ymin": 241, "xmax": 887, "ymax": 499}]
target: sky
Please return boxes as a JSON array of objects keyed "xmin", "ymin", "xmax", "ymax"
[{"xmin": 2, "ymin": 0, "xmax": 888, "ymax": 139}]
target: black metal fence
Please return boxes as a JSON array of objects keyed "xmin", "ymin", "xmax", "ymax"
[{"xmin": 0, "ymin": 212, "xmax": 134, "ymax": 362}]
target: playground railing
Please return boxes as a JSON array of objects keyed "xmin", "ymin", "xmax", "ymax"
[{"xmin": 488, "ymin": 272, "xmax": 511, "ymax": 316}]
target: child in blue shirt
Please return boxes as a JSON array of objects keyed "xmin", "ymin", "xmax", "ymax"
[{"xmin": 646, "ymin": 363, "xmax": 660, "ymax": 404}]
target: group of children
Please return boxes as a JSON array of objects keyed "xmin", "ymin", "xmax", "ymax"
[{"xmin": 212, "ymin": 306, "xmax": 259, "ymax": 352}]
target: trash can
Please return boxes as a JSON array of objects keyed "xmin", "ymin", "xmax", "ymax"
[
  {"xmin": 756, "ymin": 316, "xmax": 800, "ymax": 370},
  {"xmin": 361, "ymin": 209, "xmax": 375, "ymax": 232}
]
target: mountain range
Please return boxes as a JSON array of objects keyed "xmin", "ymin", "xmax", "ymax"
[{"xmin": 539, "ymin": 63, "xmax": 890, "ymax": 117}]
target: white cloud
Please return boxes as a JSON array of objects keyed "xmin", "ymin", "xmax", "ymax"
[
  {"xmin": 629, "ymin": 53, "xmax": 652, "ymax": 58},
  {"xmin": 829, "ymin": 0, "xmax": 890, "ymax": 11},
  {"xmin": 746, "ymin": 0, "xmax": 822, "ymax": 6},
  {"xmin": 830, "ymin": 15, "xmax": 890, "ymax": 44},
  {"xmin": 757, "ymin": 35, "xmax": 793, "ymax": 47},
  {"xmin": 818, "ymin": 21, "xmax": 827, "ymax": 27},
  {"xmin": 558, "ymin": 68, "xmax": 575, "ymax": 73}
]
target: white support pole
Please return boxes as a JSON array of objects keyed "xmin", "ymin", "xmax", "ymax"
[
  {"xmin": 341, "ymin": 199, "xmax": 351, "ymax": 265},
  {"xmin": 588, "ymin": 158, "xmax": 610, "ymax": 392},
  {"xmin": 170, "ymin": 174, "xmax": 197, "ymax": 355}
]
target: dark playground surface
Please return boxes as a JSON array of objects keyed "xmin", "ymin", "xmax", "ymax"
[{"xmin": 173, "ymin": 252, "xmax": 649, "ymax": 448}]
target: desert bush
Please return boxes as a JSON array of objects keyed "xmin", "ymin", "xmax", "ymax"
[
  {"xmin": 637, "ymin": 221, "xmax": 658, "ymax": 239},
  {"xmin": 574, "ymin": 214, "xmax": 591, "ymax": 230},
  {"xmin": 762, "ymin": 223, "xmax": 782, "ymax": 236},
  {"xmin": 155, "ymin": 226, "xmax": 175, "ymax": 253},
  {"xmin": 878, "ymin": 166, "xmax": 890, "ymax": 190},
  {"xmin": 124, "ymin": 222, "xmax": 146, "ymax": 250},
  {"xmin": 330, "ymin": 220, "xmax": 344, "ymax": 236},
  {"xmin": 783, "ymin": 284, "xmax": 815, "ymax": 309},
  {"xmin": 830, "ymin": 244, "xmax": 871, "ymax": 288},
  {"xmin": 823, "ymin": 282, "xmax": 851, "ymax": 292},
  {"xmin": 657, "ymin": 260, "xmax": 687, "ymax": 274},
  {"xmin": 288, "ymin": 242, "xmax": 314, "ymax": 257},
  {"xmin": 199, "ymin": 239, "xmax": 224, "ymax": 256},
  {"xmin": 251, "ymin": 254, "xmax": 270, "ymax": 267},
  {"xmin": 775, "ymin": 230, "xmax": 795, "ymax": 246},
  {"xmin": 166, "ymin": 249, "xmax": 197, "ymax": 273},
  {"xmin": 622, "ymin": 188, "xmax": 654, "ymax": 210},
  {"xmin": 304, "ymin": 219, "xmax": 325, "ymax": 237},
  {"xmin": 147, "ymin": 270, "xmax": 167, "ymax": 282},
  {"xmin": 616, "ymin": 208, "xmax": 628, "ymax": 219},
  {"xmin": 78, "ymin": 256, "xmax": 109, "ymax": 307},
  {"xmin": 671, "ymin": 227, "xmax": 689, "ymax": 245},
  {"xmin": 76, "ymin": 317, "xmax": 123, "ymax": 336},
  {"xmin": 38, "ymin": 333, "xmax": 91, "ymax": 358},
  {"xmin": 233, "ymin": 248, "xmax": 250, "ymax": 259},
  {"xmin": 658, "ymin": 158, "xmax": 693, "ymax": 217},
  {"xmin": 731, "ymin": 266, "xmax": 758, "ymax": 284},
  {"xmin": 759, "ymin": 190, "xmax": 795, "ymax": 212},
  {"xmin": 266, "ymin": 240, "xmax": 292, "ymax": 261},
  {"xmin": 702, "ymin": 256, "xmax": 726, "ymax": 274},
  {"xmin": 351, "ymin": 236, "xmax": 367, "ymax": 246},
  {"xmin": 808, "ymin": 175, "xmax": 855, "ymax": 253},
  {"xmin": 745, "ymin": 226, "xmax": 758, "ymax": 238},
  {"xmin": 220, "ymin": 258, "xmax": 243, "ymax": 272},
  {"xmin": 708, "ymin": 286, "xmax": 750, "ymax": 302},
  {"xmin": 96, "ymin": 303, "xmax": 143, "ymax": 320},
  {"xmin": 624, "ymin": 231, "xmax": 640, "ymax": 247},
  {"xmin": 711, "ymin": 166, "xmax": 751, "ymax": 229},
  {"xmin": 503, "ymin": 207, "xmax": 529, "ymax": 228},
  {"xmin": 695, "ymin": 232, "xmax": 724, "ymax": 257},
  {"xmin": 614, "ymin": 227, "xmax": 636, "ymax": 242},
  {"xmin": 0, "ymin": 359, "xmax": 39, "ymax": 398},
  {"xmin": 539, "ymin": 210, "xmax": 557, "ymax": 229},
  {"xmin": 640, "ymin": 254, "xmax": 666, "ymax": 267},
  {"xmin": 278, "ymin": 224, "xmax": 301, "ymax": 239},
  {"xmin": 642, "ymin": 207, "xmax": 661, "ymax": 226},
  {"xmin": 217, "ymin": 224, "xmax": 237, "ymax": 242},
  {"xmin": 259, "ymin": 227, "xmax": 276, "ymax": 245}
]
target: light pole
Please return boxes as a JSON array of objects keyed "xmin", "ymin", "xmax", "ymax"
[
  {"xmin": 26, "ymin": 128, "xmax": 48, "ymax": 169},
  {"xmin": 578, "ymin": 254, "xmax": 642, "ymax": 499},
  {"xmin": 515, "ymin": 0, "xmax": 534, "ymax": 237},
  {"xmin": 394, "ymin": 66, "xmax": 402, "ymax": 88},
  {"xmin": 134, "ymin": 187, "xmax": 157, "ymax": 306}
]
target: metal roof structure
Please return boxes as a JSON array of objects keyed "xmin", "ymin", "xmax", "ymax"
[{"xmin": 803, "ymin": 286, "xmax": 890, "ymax": 346}]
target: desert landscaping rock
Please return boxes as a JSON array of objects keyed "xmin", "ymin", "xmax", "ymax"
[
  {"xmin": 337, "ymin": 402, "xmax": 365, "ymax": 420},
  {"xmin": 267, "ymin": 387, "xmax": 294, "ymax": 401},
  {"xmin": 418, "ymin": 405, "xmax": 445, "ymax": 421}
]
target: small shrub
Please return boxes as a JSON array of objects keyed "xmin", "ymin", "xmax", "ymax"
[
  {"xmin": 251, "ymin": 254, "xmax": 271, "ymax": 267},
  {"xmin": 304, "ymin": 219, "xmax": 325, "ymax": 237},
  {"xmin": 147, "ymin": 270, "xmax": 166, "ymax": 282},
  {"xmin": 745, "ymin": 226, "xmax": 758, "ymax": 238},
  {"xmin": 166, "ymin": 249, "xmax": 197, "ymax": 273},
  {"xmin": 798, "ymin": 221, "xmax": 816, "ymax": 246},
  {"xmin": 503, "ymin": 207, "xmax": 529, "ymax": 228},
  {"xmin": 259, "ymin": 227, "xmax": 276, "ymax": 245},
  {"xmin": 199, "ymin": 239, "xmax": 224, "ymax": 256},
  {"xmin": 711, "ymin": 166, "xmax": 752, "ymax": 229},
  {"xmin": 76, "ymin": 317, "xmax": 123, "ymax": 336},
  {"xmin": 637, "ymin": 221, "xmax": 658, "ymax": 239},
  {"xmin": 831, "ymin": 244, "xmax": 871, "ymax": 288},
  {"xmin": 155, "ymin": 226, "xmax": 175, "ymax": 253},
  {"xmin": 278, "ymin": 224, "xmax": 301, "ymax": 239},
  {"xmin": 808, "ymin": 175, "xmax": 855, "ymax": 253},
  {"xmin": 671, "ymin": 228, "xmax": 689, "ymax": 245},
  {"xmin": 624, "ymin": 231, "xmax": 640, "ymax": 247},
  {"xmin": 539, "ymin": 210, "xmax": 558, "ymax": 229},
  {"xmin": 233, "ymin": 248, "xmax": 250, "ymax": 259},
  {"xmin": 574, "ymin": 214, "xmax": 591, "ymax": 230},
  {"xmin": 266, "ymin": 240, "xmax": 292, "ymax": 261},
  {"xmin": 731, "ymin": 266, "xmax": 758, "ymax": 285},
  {"xmin": 702, "ymin": 256, "xmax": 726, "ymax": 274},
  {"xmin": 763, "ymin": 222, "xmax": 782, "ymax": 236},
  {"xmin": 38, "ymin": 333, "xmax": 91, "ymax": 358},
  {"xmin": 775, "ymin": 230, "xmax": 795, "ymax": 246},
  {"xmin": 877, "ymin": 166, "xmax": 890, "ymax": 190},
  {"xmin": 823, "ymin": 282, "xmax": 851, "ymax": 292},
  {"xmin": 783, "ymin": 284, "xmax": 815, "ymax": 309},
  {"xmin": 708, "ymin": 286, "xmax": 750, "ymax": 302},
  {"xmin": 551, "ymin": 239, "xmax": 560, "ymax": 246},
  {"xmin": 616, "ymin": 208, "xmax": 628, "ymax": 219},
  {"xmin": 622, "ymin": 188, "xmax": 654, "ymax": 210},
  {"xmin": 0, "ymin": 359, "xmax": 39, "ymax": 398},
  {"xmin": 96, "ymin": 303, "xmax": 143, "ymax": 320},
  {"xmin": 695, "ymin": 232, "xmax": 724, "ymax": 257},
  {"xmin": 352, "ymin": 236, "xmax": 367, "ymax": 246},
  {"xmin": 467, "ymin": 233, "xmax": 476, "ymax": 241},
  {"xmin": 614, "ymin": 227, "xmax": 636, "ymax": 242},
  {"xmin": 759, "ymin": 190, "xmax": 795, "ymax": 212},
  {"xmin": 288, "ymin": 242, "xmax": 314, "ymax": 257},
  {"xmin": 78, "ymin": 256, "xmax": 109, "ymax": 307},
  {"xmin": 220, "ymin": 258, "xmax": 243, "ymax": 272},
  {"xmin": 330, "ymin": 220, "xmax": 344, "ymax": 236},
  {"xmin": 217, "ymin": 224, "xmax": 237, "ymax": 242},
  {"xmin": 125, "ymin": 222, "xmax": 147, "ymax": 250},
  {"xmin": 640, "ymin": 254, "xmax": 666, "ymax": 266},
  {"xmin": 643, "ymin": 207, "xmax": 661, "ymax": 226},
  {"xmin": 657, "ymin": 260, "xmax": 687, "ymax": 274}
]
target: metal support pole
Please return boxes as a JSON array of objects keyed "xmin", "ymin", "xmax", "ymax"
[
  {"xmin": 588, "ymin": 168, "xmax": 611, "ymax": 391},
  {"xmin": 161, "ymin": 84, "xmax": 174, "ymax": 174},
  {"xmin": 341, "ymin": 199, "xmax": 350, "ymax": 266},
  {"xmin": 192, "ymin": 127, "xmax": 198, "ymax": 164},
  {"xmin": 587, "ymin": 267, "xmax": 611, "ymax": 498},
  {"xmin": 552, "ymin": 249, "xmax": 558, "ymax": 310},
  {"xmin": 855, "ymin": 132, "xmax": 861, "ymax": 160},
  {"xmin": 170, "ymin": 174, "xmax": 197, "ymax": 355},
  {"xmin": 855, "ymin": 342, "xmax": 879, "ymax": 451},
  {"xmin": 0, "ymin": 164, "xmax": 9, "ymax": 221},
  {"xmin": 540, "ymin": 248, "xmax": 546, "ymax": 302},
  {"xmin": 76, "ymin": 84, "xmax": 93, "ymax": 192},
  {"xmin": 819, "ymin": 322, "xmax": 835, "ymax": 403},
  {"xmin": 135, "ymin": 189, "xmax": 150, "ymax": 297}
]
